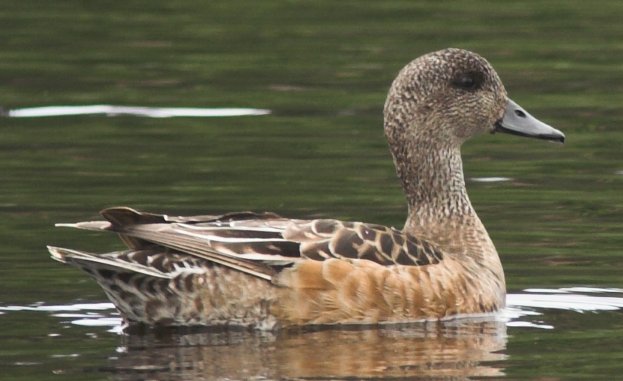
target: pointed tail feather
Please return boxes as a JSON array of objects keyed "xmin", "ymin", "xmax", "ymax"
[{"xmin": 53, "ymin": 207, "xmax": 297, "ymax": 281}]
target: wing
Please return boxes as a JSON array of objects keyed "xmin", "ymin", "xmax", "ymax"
[
  {"xmin": 284, "ymin": 219, "xmax": 443, "ymax": 266},
  {"xmin": 57, "ymin": 207, "xmax": 444, "ymax": 280}
]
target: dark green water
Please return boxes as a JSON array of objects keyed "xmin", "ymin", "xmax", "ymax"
[{"xmin": 1, "ymin": 1, "xmax": 623, "ymax": 380}]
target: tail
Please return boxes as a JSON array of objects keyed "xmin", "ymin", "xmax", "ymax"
[
  {"xmin": 54, "ymin": 207, "xmax": 299, "ymax": 280},
  {"xmin": 48, "ymin": 246, "xmax": 174, "ymax": 279},
  {"xmin": 47, "ymin": 245, "xmax": 275, "ymax": 327}
]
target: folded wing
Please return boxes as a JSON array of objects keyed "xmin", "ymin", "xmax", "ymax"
[{"xmin": 55, "ymin": 207, "xmax": 445, "ymax": 280}]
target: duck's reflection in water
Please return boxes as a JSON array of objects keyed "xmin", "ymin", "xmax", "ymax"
[{"xmin": 108, "ymin": 317, "xmax": 507, "ymax": 380}]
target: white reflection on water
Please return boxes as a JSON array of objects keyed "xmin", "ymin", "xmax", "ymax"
[
  {"xmin": 0, "ymin": 302, "xmax": 122, "ymax": 333},
  {"xmin": 4, "ymin": 105, "xmax": 270, "ymax": 118},
  {"xmin": 509, "ymin": 287, "xmax": 623, "ymax": 311},
  {"xmin": 1, "ymin": 287, "xmax": 622, "ymax": 332},
  {"xmin": 504, "ymin": 287, "xmax": 623, "ymax": 329},
  {"xmin": 470, "ymin": 177, "xmax": 512, "ymax": 183},
  {"xmin": 0, "ymin": 302, "xmax": 114, "ymax": 312}
]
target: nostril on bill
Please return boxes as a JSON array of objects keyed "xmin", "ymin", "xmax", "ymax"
[{"xmin": 514, "ymin": 109, "xmax": 526, "ymax": 118}]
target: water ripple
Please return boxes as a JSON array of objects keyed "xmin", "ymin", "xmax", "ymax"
[{"xmin": 1, "ymin": 287, "xmax": 622, "ymax": 332}]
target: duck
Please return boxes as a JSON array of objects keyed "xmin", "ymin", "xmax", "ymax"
[{"xmin": 48, "ymin": 48, "xmax": 565, "ymax": 329}]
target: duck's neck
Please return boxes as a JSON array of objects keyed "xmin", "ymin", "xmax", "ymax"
[
  {"xmin": 387, "ymin": 128, "xmax": 495, "ymax": 258},
  {"xmin": 401, "ymin": 142, "xmax": 472, "ymax": 221}
]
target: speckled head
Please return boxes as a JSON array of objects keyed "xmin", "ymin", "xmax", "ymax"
[
  {"xmin": 384, "ymin": 48, "xmax": 565, "ymax": 148},
  {"xmin": 384, "ymin": 48, "xmax": 508, "ymax": 146}
]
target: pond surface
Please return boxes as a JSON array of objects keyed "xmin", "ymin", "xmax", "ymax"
[{"xmin": 1, "ymin": 1, "xmax": 623, "ymax": 380}]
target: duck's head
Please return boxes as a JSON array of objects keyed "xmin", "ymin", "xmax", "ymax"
[{"xmin": 384, "ymin": 48, "xmax": 565, "ymax": 147}]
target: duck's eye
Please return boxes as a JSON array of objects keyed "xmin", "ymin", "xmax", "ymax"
[{"xmin": 452, "ymin": 71, "xmax": 484, "ymax": 91}]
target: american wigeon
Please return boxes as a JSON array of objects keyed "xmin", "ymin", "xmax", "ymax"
[{"xmin": 49, "ymin": 48, "xmax": 564, "ymax": 329}]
